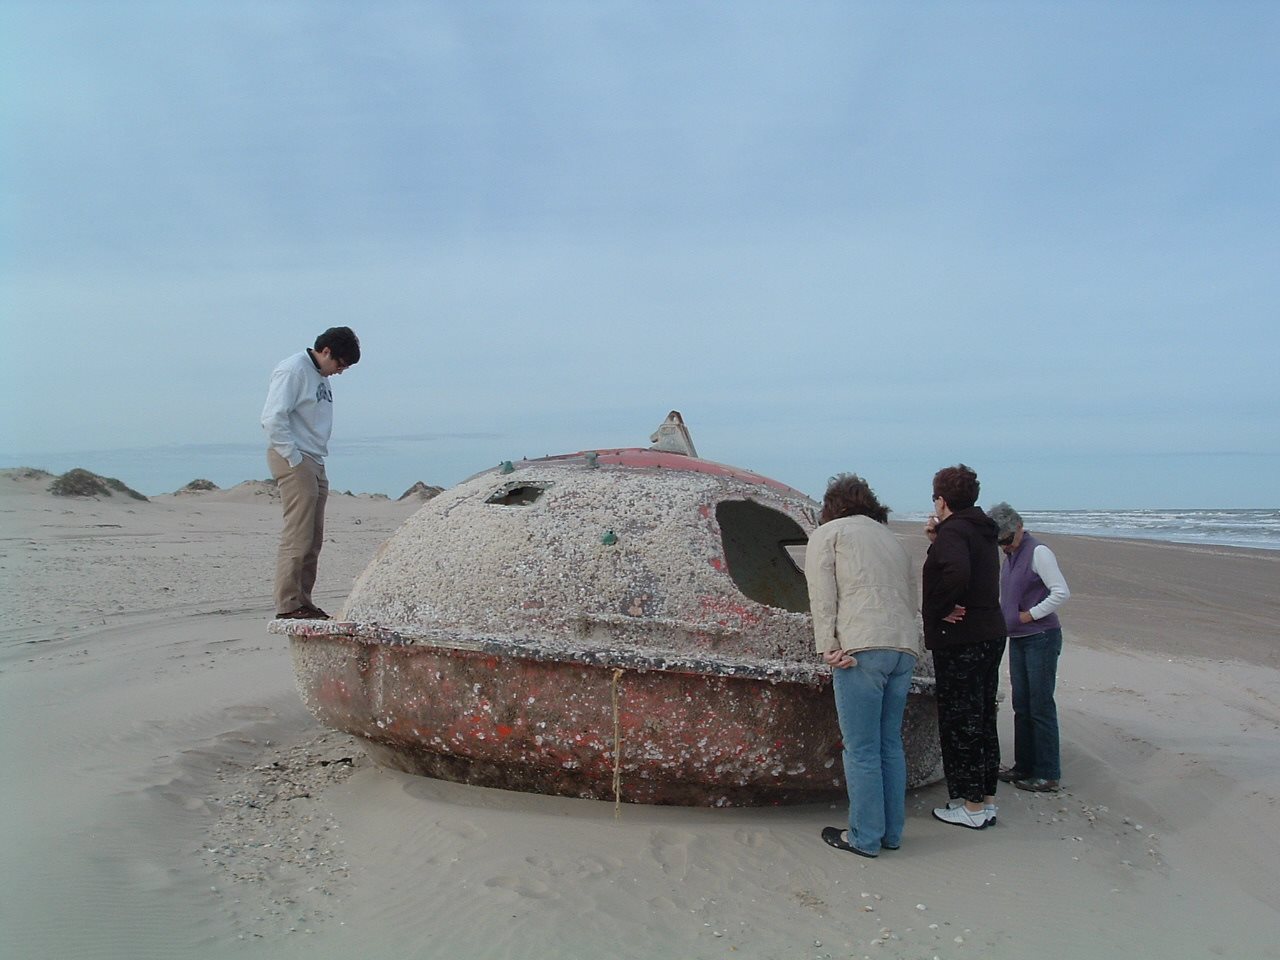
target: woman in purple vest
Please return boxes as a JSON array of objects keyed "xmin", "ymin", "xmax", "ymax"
[{"xmin": 989, "ymin": 503, "xmax": 1071, "ymax": 792}]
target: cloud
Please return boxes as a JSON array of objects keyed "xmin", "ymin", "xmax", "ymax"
[{"xmin": 3, "ymin": 2, "xmax": 1277, "ymax": 506}]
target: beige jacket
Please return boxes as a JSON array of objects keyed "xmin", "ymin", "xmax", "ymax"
[{"xmin": 804, "ymin": 515, "xmax": 923, "ymax": 657}]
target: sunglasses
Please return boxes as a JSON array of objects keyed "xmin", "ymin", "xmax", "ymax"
[{"xmin": 998, "ymin": 534, "xmax": 1015, "ymax": 546}]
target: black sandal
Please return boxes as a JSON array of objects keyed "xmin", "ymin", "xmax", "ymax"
[{"xmin": 821, "ymin": 827, "xmax": 877, "ymax": 858}]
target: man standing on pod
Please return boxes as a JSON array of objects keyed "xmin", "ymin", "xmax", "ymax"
[{"xmin": 261, "ymin": 327, "xmax": 361, "ymax": 621}]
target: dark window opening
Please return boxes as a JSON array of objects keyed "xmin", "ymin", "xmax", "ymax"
[
  {"xmin": 486, "ymin": 482, "xmax": 551, "ymax": 506},
  {"xmin": 715, "ymin": 500, "xmax": 811, "ymax": 613}
]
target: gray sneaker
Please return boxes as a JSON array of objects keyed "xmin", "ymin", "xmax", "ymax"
[
  {"xmin": 948, "ymin": 799, "xmax": 998, "ymax": 824},
  {"xmin": 932, "ymin": 804, "xmax": 992, "ymax": 829}
]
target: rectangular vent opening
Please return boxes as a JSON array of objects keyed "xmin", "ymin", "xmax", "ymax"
[{"xmin": 486, "ymin": 482, "xmax": 552, "ymax": 506}]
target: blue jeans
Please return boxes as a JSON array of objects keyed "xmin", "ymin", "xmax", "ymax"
[
  {"xmin": 1008, "ymin": 628, "xmax": 1062, "ymax": 780},
  {"xmin": 831, "ymin": 649, "xmax": 917, "ymax": 854}
]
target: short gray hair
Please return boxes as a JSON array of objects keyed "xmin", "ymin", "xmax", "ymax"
[{"xmin": 988, "ymin": 502, "xmax": 1023, "ymax": 539}]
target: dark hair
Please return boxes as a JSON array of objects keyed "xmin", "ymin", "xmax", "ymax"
[
  {"xmin": 932, "ymin": 463, "xmax": 979, "ymax": 511},
  {"xmin": 315, "ymin": 327, "xmax": 361, "ymax": 366},
  {"xmin": 819, "ymin": 473, "xmax": 890, "ymax": 525}
]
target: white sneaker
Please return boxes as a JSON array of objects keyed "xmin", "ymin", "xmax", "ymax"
[
  {"xmin": 947, "ymin": 799, "xmax": 998, "ymax": 824},
  {"xmin": 932, "ymin": 804, "xmax": 991, "ymax": 829}
]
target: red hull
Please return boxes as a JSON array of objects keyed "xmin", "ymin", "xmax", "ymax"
[{"xmin": 283, "ymin": 622, "xmax": 940, "ymax": 807}]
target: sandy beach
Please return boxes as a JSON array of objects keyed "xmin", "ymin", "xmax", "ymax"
[{"xmin": 2, "ymin": 469, "xmax": 1277, "ymax": 960}]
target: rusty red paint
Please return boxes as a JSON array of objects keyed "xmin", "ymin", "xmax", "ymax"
[
  {"xmin": 288, "ymin": 631, "xmax": 939, "ymax": 806},
  {"xmin": 536, "ymin": 447, "xmax": 808, "ymax": 497},
  {"xmin": 316, "ymin": 677, "xmax": 351, "ymax": 708},
  {"xmin": 696, "ymin": 594, "xmax": 765, "ymax": 628}
]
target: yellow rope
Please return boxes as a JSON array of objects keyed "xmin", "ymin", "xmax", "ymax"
[{"xmin": 611, "ymin": 667, "xmax": 624, "ymax": 818}]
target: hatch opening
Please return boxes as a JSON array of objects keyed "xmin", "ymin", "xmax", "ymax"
[{"xmin": 715, "ymin": 500, "xmax": 810, "ymax": 613}]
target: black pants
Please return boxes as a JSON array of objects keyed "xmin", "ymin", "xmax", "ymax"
[{"xmin": 933, "ymin": 638, "xmax": 1006, "ymax": 803}]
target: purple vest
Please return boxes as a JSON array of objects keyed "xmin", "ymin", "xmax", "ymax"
[{"xmin": 1000, "ymin": 533, "xmax": 1062, "ymax": 637}]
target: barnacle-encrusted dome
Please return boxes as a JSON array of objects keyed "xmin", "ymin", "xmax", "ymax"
[
  {"xmin": 278, "ymin": 419, "xmax": 940, "ymax": 804},
  {"xmin": 343, "ymin": 448, "xmax": 820, "ymax": 665}
]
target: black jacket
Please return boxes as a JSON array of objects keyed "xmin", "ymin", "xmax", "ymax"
[{"xmin": 922, "ymin": 506, "xmax": 1005, "ymax": 650}]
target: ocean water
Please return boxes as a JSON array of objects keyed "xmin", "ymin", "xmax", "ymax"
[{"xmin": 900, "ymin": 509, "xmax": 1280, "ymax": 552}]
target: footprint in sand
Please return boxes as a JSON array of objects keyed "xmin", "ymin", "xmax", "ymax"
[
  {"xmin": 576, "ymin": 853, "xmax": 622, "ymax": 878},
  {"xmin": 221, "ymin": 704, "xmax": 277, "ymax": 722},
  {"xmin": 435, "ymin": 818, "xmax": 487, "ymax": 841},
  {"xmin": 152, "ymin": 787, "xmax": 212, "ymax": 814},
  {"xmin": 732, "ymin": 827, "xmax": 781, "ymax": 852},
  {"xmin": 649, "ymin": 828, "xmax": 694, "ymax": 875},
  {"xmin": 484, "ymin": 875, "xmax": 555, "ymax": 899}
]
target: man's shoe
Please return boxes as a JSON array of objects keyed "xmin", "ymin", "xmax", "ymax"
[
  {"xmin": 997, "ymin": 766, "xmax": 1029, "ymax": 783},
  {"xmin": 275, "ymin": 607, "xmax": 313, "ymax": 620},
  {"xmin": 1013, "ymin": 777, "xmax": 1060, "ymax": 793},
  {"xmin": 303, "ymin": 604, "xmax": 331, "ymax": 620},
  {"xmin": 932, "ymin": 804, "xmax": 991, "ymax": 829}
]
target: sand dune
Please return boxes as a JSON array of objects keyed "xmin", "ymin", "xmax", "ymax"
[{"xmin": 2, "ymin": 475, "xmax": 1277, "ymax": 959}]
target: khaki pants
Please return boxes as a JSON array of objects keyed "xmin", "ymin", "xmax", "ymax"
[{"xmin": 268, "ymin": 449, "xmax": 328, "ymax": 614}]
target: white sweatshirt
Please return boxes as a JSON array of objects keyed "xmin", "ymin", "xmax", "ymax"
[
  {"xmin": 1027, "ymin": 544, "xmax": 1071, "ymax": 621},
  {"xmin": 261, "ymin": 350, "xmax": 333, "ymax": 467}
]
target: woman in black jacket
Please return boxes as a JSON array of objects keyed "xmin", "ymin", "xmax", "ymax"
[{"xmin": 923, "ymin": 464, "xmax": 1006, "ymax": 830}]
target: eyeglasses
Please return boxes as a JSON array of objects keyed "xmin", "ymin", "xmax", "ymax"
[{"xmin": 998, "ymin": 534, "xmax": 1015, "ymax": 546}]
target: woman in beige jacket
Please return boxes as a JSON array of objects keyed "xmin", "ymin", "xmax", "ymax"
[{"xmin": 806, "ymin": 474, "xmax": 923, "ymax": 858}]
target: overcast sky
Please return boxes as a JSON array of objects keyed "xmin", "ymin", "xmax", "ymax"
[{"xmin": 3, "ymin": 1, "xmax": 1276, "ymax": 508}]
